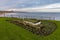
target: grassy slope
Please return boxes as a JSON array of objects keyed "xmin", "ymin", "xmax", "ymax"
[{"xmin": 0, "ymin": 17, "xmax": 60, "ymax": 40}]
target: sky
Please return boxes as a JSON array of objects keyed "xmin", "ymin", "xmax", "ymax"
[{"xmin": 0, "ymin": 0, "xmax": 60, "ymax": 10}]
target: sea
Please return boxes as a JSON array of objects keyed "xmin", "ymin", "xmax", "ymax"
[{"xmin": 0, "ymin": 12, "xmax": 60, "ymax": 21}]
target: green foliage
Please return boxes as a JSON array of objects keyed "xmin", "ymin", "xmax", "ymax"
[{"xmin": 0, "ymin": 17, "xmax": 60, "ymax": 40}]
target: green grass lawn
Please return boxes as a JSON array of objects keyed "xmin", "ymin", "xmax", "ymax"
[{"xmin": 0, "ymin": 17, "xmax": 60, "ymax": 40}]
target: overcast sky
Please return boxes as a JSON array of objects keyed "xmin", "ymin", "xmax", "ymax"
[{"xmin": 0, "ymin": 0, "xmax": 60, "ymax": 10}]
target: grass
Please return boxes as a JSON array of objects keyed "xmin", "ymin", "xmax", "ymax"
[{"xmin": 0, "ymin": 17, "xmax": 60, "ymax": 40}]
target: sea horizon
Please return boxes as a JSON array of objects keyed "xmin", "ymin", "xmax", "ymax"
[{"xmin": 0, "ymin": 12, "xmax": 60, "ymax": 21}]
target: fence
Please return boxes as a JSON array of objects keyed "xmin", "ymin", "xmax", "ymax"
[{"xmin": 0, "ymin": 13, "xmax": 55, "ymax": 20}]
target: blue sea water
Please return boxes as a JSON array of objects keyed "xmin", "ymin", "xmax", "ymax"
[{"xmin": 1, "ymin": 12, "xmax": 60, "ymax": 20}]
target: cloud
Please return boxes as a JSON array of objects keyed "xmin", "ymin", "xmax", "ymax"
[
  {"xmin": 0, "ymin": 0, "xmax": 60, "ymax": 10},
  {"xmin": 0, "ymin": 0, "xmax": 41, "ymax": 10},
  {"xmin": 40, "ymin": 3, "xmax": 60, "ymax": 9},
  {"xmin": 7, "ymin": 3, "xmax": 60, "ymax": 12},
  {"xmin": 18, "ymin": 3, "xmax": 60, "ymax": 9}
]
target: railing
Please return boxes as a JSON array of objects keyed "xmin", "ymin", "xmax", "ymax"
[{"xmin": 0, "ymin": 13, "xmax": 55, "ymax": 20}]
